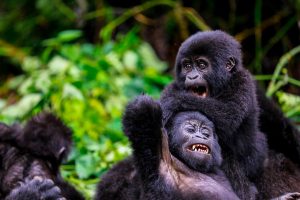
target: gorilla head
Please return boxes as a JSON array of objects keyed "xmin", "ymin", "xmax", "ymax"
[
  {"xmin": 18, "ymin": 113, "xmax": 72, "ymax": 168},
  {"xmin": 167, "ymin": 111, "xmax": 222, "ymax": 172},
  {"xmin": 175, "ymin": 30, "xmax": 242, "ymax": 97}
]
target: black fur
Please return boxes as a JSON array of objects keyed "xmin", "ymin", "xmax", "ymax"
[
  {"xmin": 256, "ymin": 151, "xmax": 300, "ymax": 200},
  {"xmin": 160, "ymin": 30, "xmax": 267, "ymax": 200},
  {"xmin": 96, "ymin": 95, "xmax": 240, "ymax": 200},
  {"xmin": 256, "ymin": 86, "xmax": 300, "ymax": 164},
  {"xmin": 5, "ymin": 178, "xmax": 63, "ymax": 200},
  {"xmin": 95, "ymin": 157, "xmax": 140, "ymax": 200},
  {"xmin": 0, "ymin": 112, "xmax": 84, "ymax": 200}
]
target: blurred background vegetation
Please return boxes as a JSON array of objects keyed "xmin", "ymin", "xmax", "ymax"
[{"xmin": 0, "ymin": 0, "xmax": 300, "ymax": 199}]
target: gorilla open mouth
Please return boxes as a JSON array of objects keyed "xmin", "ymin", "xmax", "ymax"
[
  {"xmin": 188, "ymin": 85, "xmax": 208, "ymax": 98},
  {"xmin": 187, "ymin": 144, "xmax": 210, "ymax": 154}
]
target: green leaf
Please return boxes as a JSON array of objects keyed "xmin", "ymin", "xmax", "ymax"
[
  {"xmin": 7, "ymin": 75, "xmax": 26, "ymax": 89},
  {"xmin": 62, "ymin": 83, "xmax": 84, "ymax": 100},
  {"xmin": 1, "ymin": 94, "xmax": 42, "ymax": 118},
  {"xmin": 58, "ymin": 30, "xmax": 82, "ymax": 42},
  {"xmin": 0, "ymin": 99, "xmax": 6, "ymax": 111},
  {"xmin": 106, "ymin": 52, "xmax": 124, "ymax": 73},
  {"xmin": 35, "ymin": 71, "xmax": 51, "ymax": 94},
  {"xmin": 48, "ymin": 56, "xmax": 71, "ymax": 75},
  {"xmin": 22, "ymin": 57, "xmax": 41, "ymax": 72},
  {"xmin": 138, "ymin": 42, "xmax": 167, "ymax": 72},
  {"xmin": 18, "ymin": 77, "xmax": 34, "ymax": 95},
  {"xmin": 75, "ymin": 154, "xmax": 100, "ymax": 179},
  {"xmin": 123, "ymin": 50, "xmax": 138, "ymax": 71}
]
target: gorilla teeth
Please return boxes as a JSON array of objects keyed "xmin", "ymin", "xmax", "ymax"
[
  {"xmin": 190, "ymin": 144, "xmax": 210, "ymax": 154},
  {"xmin": 189, "ymin": 86, "xmax": 208, "ymax": 98}
]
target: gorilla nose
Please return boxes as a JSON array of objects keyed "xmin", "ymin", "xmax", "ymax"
[{"xmin": 187, "ymin": 75, "xmax": 199, "ymax": 80}]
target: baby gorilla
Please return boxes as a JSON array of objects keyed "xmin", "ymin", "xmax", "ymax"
[
  {"xmin": 97, "ymin": 95, "xmax": 239, "ymax": 200},
  {"xmin": 0, "ymin": 113, "xmax": 84, "ymax": 200}
]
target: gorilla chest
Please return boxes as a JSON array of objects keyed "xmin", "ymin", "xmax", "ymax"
[{"xmin": 159, "ymin": 162, "xmax": 239, "ymax": 200}]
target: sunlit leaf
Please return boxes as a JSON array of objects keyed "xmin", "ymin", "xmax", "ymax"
[
  {"xmin": 7, "ymin": 75, "xmax": 26, "ymax": 89},
  {"xmin": 75, "ymin": 154, "xmax": 100, "ymax": 179},
  {"xmin": 1, "ymin": 94, "xmax": 42, "ymax": 118},
  {"xmin": 22, "ymin": 57, "xmax": 41, "ymax": 72},
  {"xmin": 58, "ymin": 30, "xmax": 82, "ymax": 42},
  {"xmin": 62, "ymin": 83, "xmax": 84, "ymax": 100},
  {"xmin": 0, "ymin": 99, "xmax": 6, "ymax": 111},
  {"xmin": 138, "ymin": 42, "xmax": 167, "ymax": 72},
  {"xmin": 106, "ymin": 52, "xmax": 124, "ymax": 73},
  {"xmin": 35, "ymin": 71, "xmax": 51, "ymax": 94},
  {"xmin": 123, "ymin": 50, "xmax": 138, "ymax": 71},
  {"xmin": 48, "ymin": 56, "xmax": 71, "ymax": 75}
]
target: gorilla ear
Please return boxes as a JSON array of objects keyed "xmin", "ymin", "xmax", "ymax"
[
  {"xmin": 57, "ymin": 147, "xmax": 66, "ymax": 163},
  {"xmin": 225, "ymin": 57, "xmax": 236, "ymax": 72}
]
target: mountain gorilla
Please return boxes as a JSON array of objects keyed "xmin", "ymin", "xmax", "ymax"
[
  {"xmin": 0, "ymin": 113, "xmax": 84, "ymax": 200},
  {"xmin": 160, "ymin": 30, "xmax": 300, "ymax": 200},
  {"xmin": 160, "ymin": 30, "xmax": 267, "ymax": 199},
  {"xmin": 96, "ymin": 96, "xmax": 299, "ymax": 200},
  {"xmin": 96, "ymin": 95, "xmax": 240, "ymax": 200}
]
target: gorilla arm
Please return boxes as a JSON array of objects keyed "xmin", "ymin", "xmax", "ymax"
[
  {"xmin": 161, "ymin": 70, "xmax": 256, "ymax": 139},
  {"xmin": 122, "ymin": 95, "xmax": 163, "ymax": 183}
]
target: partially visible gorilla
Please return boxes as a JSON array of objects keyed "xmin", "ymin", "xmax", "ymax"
[
  {"xmin": 256, "ymin": 87, "xmax": 300, "ymax": 165},
  {"xmin": 97, "ymin": 95, "xmax": 240, "ymax": 200},
  {"xmin": 0, "ymin": 113, "xmax": 84, "ymax": 200},
  {"xmin": 160, "ymin": 30, "xmax": 300, "ymax": 199},
  {"xmin": 160, "ymin": 30, "xmax": 267, "ymax": 199},
  {"xmin": 256, "ymin": 151, "xmax": 300, "ymax": 200}
]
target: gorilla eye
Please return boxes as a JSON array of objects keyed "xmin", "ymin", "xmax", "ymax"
[
  {"xmin": 202, "ymin": 128, "xmax": 210, "ymax": 137},
  {"xmin": 195, "ymin": 59, "xmax": 208, "ymax": 70},
  {"xmin": 183, "ymin": 62, "xmax": 192, "ymax": 71},
  {"xmin": 185, "ymin": 126, "xmax": 195, "ymax": 133}
]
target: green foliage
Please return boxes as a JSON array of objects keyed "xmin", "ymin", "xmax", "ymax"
[
  {"xmin": 1, "ymin": 1, "xmax": 300, "ymax": 199},
  {"xmin": 277, "ymin": 91, "xmax": 300, "ymax": 122},
  {"xmin": 0, "ymin": 29, "xmax": 171, "ymax": 199},
  {"xmin": 266, "ymin": 45, "xmax": 300, "ymax": 97}
]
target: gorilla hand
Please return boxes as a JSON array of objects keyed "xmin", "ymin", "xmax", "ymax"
[{"xmin": 5, "ymin": 177, "xmax": 65, "ymax": 200}]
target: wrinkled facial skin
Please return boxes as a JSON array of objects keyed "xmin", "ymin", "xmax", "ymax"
[
  {"xmin": 181, "ymin": 56, "xmax": 211, "ymax": 98},
  {"xmin": 175, "ymin": 30, "xmax": 241, "ymax": 97},
  {"xmin": 168, "ymin": 112, "xmax": 222, "ymax": 172},
  {"xmin": 180, "ymin": 55, "xmax": 236, "ymax": 98}
]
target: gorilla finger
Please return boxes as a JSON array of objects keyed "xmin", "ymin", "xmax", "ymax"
[
  {"xmin": 32, "ymin": 176, "xmax": 43, "ymax": 182},
  {"xmin": 274, "ymin": 192, "xmax": 300, "ymax": 200},
  {"xmin": 289, "ymin": 192, "xmax": 300, "ymax": 200},
  {"xmin": 39, "ymin": 179, "xmax": 55, "ymax": 191},
  {"xmin": 41, "ymin": 186, "xmax": 63, "ymax": 200}
]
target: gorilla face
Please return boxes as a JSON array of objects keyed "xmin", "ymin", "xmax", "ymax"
[
  {"xmin": 168, "ymin": 112, "xmax": 222, "ymax": 172},
  {"xmin": 180, "ymin": 56, "xmax": 211, "ymax": 98},
  {"xmin": 176, "ymin": 30, "xmax": 241, "ymax": 97}
]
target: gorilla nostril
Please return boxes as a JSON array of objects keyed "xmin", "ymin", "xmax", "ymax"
[
  {"xmin": 188, "ymin": 75, "xmax": 199, "ymax": 80},
  {"xmin": 195, "ymin": 135, "xmax": 207, "ymax": 140}
]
